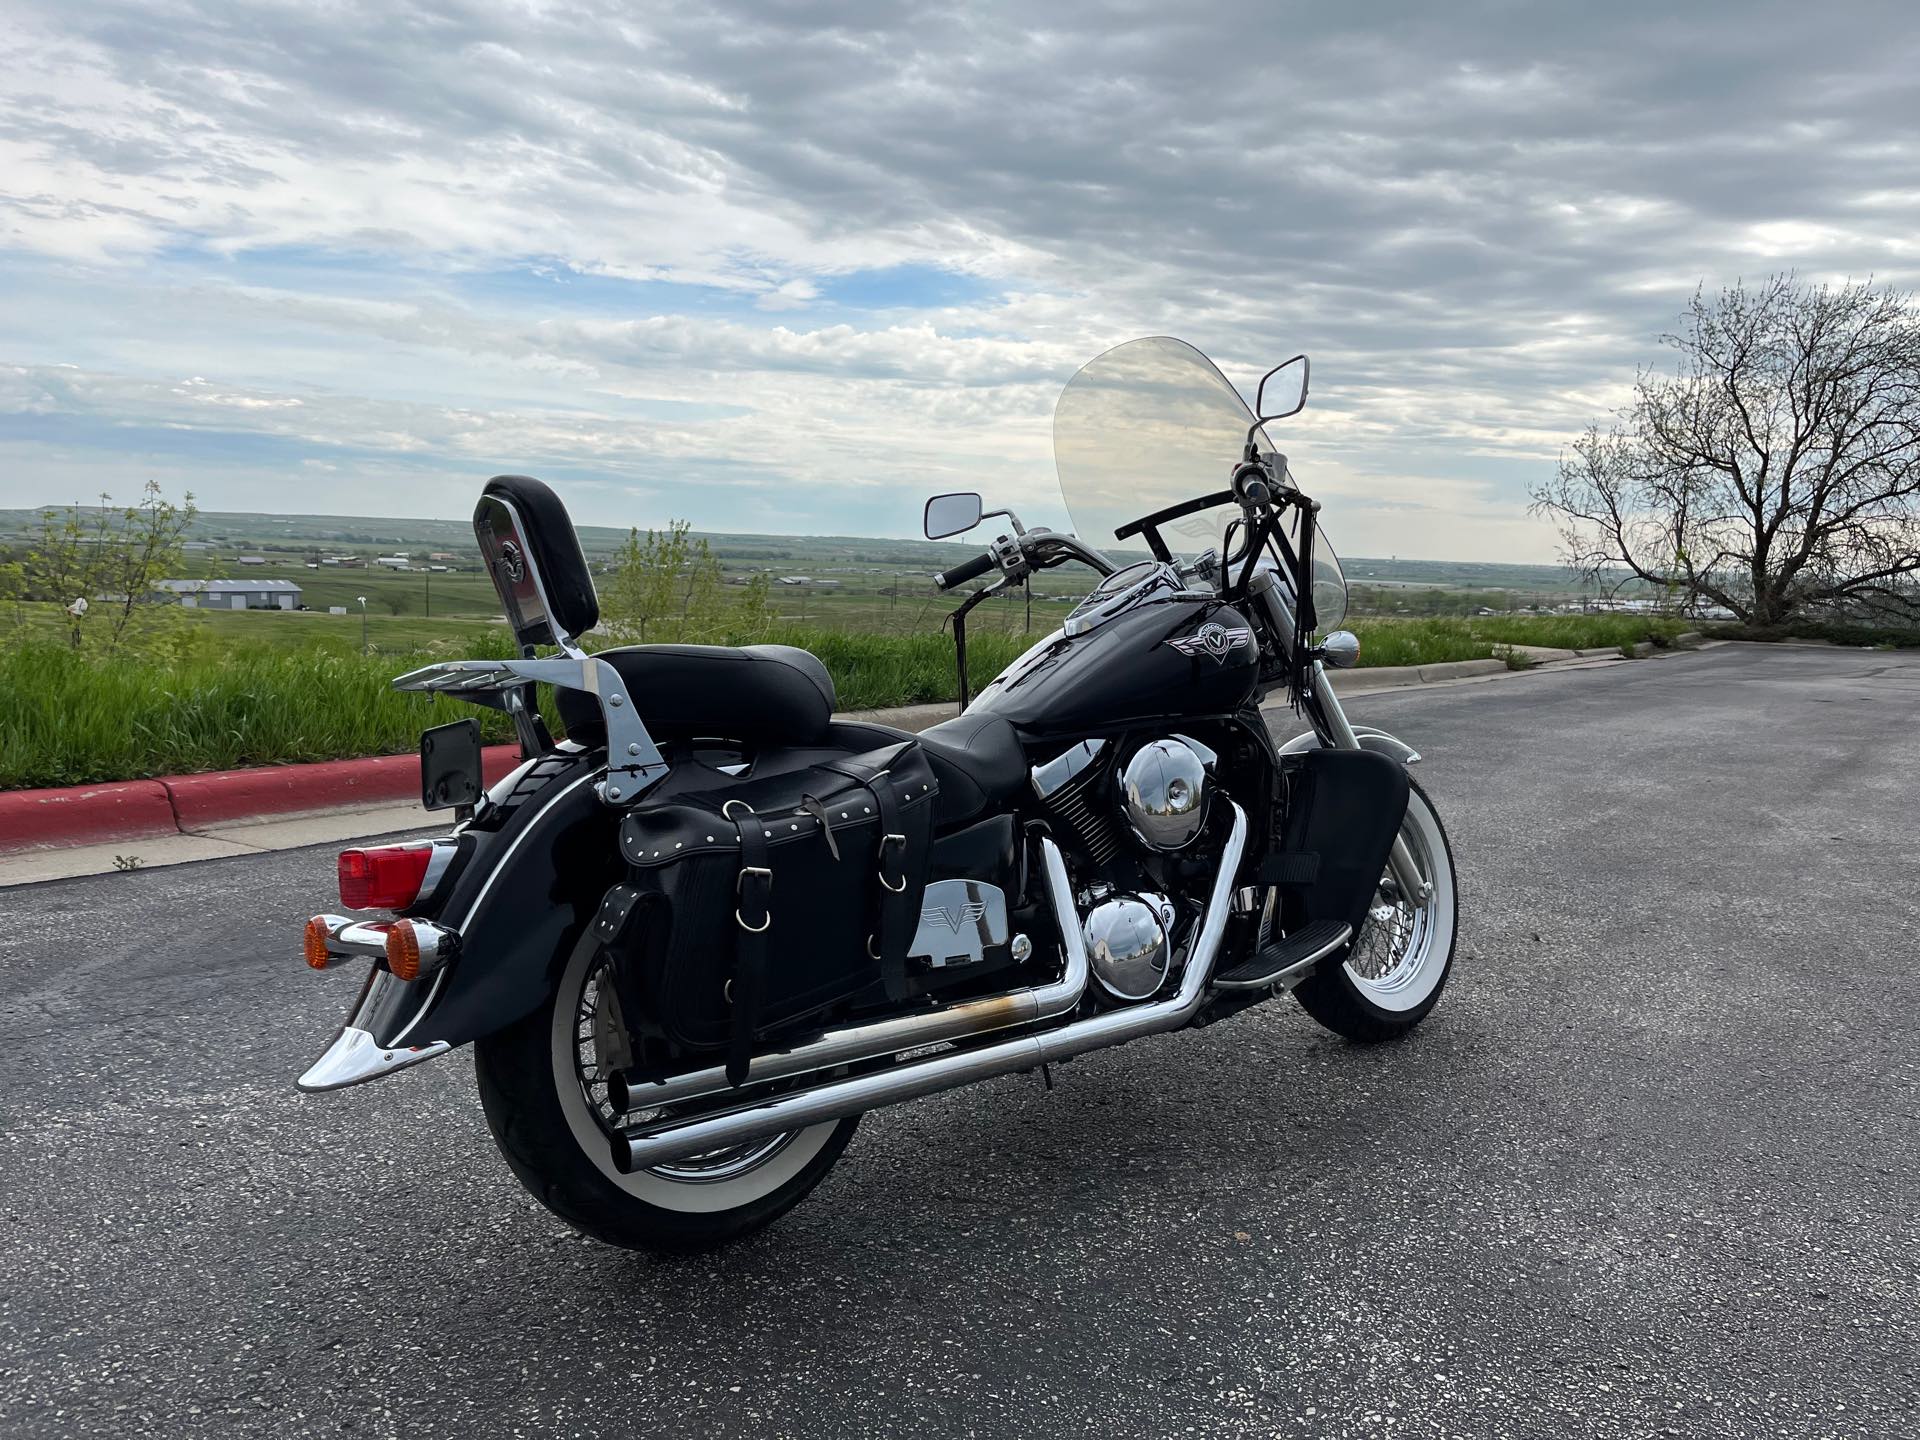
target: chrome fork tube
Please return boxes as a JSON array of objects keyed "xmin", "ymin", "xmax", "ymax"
[
  {"xmin": 612, "ymin": 804, "xmax": 1248, "ymax": 1173},
  {"xmin": 613, "ymin": 839, "xmax": 1090, "ymax": 1112}
]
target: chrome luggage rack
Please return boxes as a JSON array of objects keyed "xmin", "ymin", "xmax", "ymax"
[{"xmin": 391, "ymin": 654, "xmax": 669, "ymax": 805}]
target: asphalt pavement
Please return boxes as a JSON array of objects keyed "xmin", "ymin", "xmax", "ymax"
[{"xmin": 2, "ymin": 642, "xmax": 1916, "ymax": 1439}]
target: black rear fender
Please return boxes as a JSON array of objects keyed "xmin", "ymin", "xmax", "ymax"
[{"xmin": 412, "ymin": 757, "xmax": 618, "ymax": 1049}]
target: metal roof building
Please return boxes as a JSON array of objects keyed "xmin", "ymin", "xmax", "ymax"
[{"xmin": 154, "ymin": 579, "xmax": 302, "ymax": 610}]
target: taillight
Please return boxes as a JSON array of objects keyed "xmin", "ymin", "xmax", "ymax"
[{"xmin": 337, "ymin": 844, "xmax": 434, "ymax": 911}]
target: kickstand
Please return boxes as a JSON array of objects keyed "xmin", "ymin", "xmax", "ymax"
[{"xmin": 1040, "ymin": 1062, "xmax": 1053, "ymax": 1092}]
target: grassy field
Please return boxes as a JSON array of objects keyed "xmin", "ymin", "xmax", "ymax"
[{"xmin": 0, "ymin": 602, "xmax": 1692, "ymax": 789}]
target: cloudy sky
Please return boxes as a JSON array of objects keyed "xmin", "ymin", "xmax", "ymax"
[{"xmin": 2, "ymin": 1, "xmax": 1916, "ymax": 560}]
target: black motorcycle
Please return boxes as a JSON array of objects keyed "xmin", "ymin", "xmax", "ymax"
[{"xmin": 296, "ymin": 336, "xmax": 1457, "ymax": 1251}]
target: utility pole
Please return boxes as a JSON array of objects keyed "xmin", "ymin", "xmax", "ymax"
[
  {"xmin": 424, "ymin": 573, "xmax": 431, "ymax": 618},
  {"xmin": 357, "ymin": 595, "xmax": 368, "ymax": 652}
]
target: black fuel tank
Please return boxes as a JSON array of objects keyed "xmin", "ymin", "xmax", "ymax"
[{"xmin": 967, "ymin": 598, "xmax": 1260, "ymax": 736}]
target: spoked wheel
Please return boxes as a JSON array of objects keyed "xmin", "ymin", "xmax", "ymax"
[
  {"xmin": 475, "ymin": 932, "xmax": 857, "ymax": 1251},
  {"xmin": 1293, "ymin": 774, "xmax": 1458, "ymax": 1042}
]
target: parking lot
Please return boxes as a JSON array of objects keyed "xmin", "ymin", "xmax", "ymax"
[{"xmin": 3, "ymin": 642, "xmax": 1916, "ymax": 1438}]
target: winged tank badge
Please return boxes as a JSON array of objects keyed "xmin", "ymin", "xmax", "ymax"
[
  {"xmin": 1166, "ymin": 622, "xmax": 1252, "ymax": 662},
  {"xmin": 922, "ymin": 901, "xmax": 990, "ymax": 932}
]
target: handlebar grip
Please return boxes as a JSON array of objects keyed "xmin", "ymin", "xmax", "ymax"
[{"xmin": 933, "ymin": 550, "xmax": 997, "ymax": 590}]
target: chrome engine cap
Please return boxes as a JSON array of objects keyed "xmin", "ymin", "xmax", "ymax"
[
  {"xmin": 1120, "ymin": 737, "xmax": 1211, "ymax": 851},
  {"xmin": 1082, "ymin": 894, "xmax": 1173, "ymax": 1002}
]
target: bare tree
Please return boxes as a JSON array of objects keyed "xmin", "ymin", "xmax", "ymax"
[{"xmin": 1532, "ymin": 277, "xmax": 1920, "ymax": 625}]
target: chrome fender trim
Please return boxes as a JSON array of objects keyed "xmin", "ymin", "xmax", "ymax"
[
  {"xmin": 297, "ymin": 968, "xmax": 454, "ymax": 1091},
  {"xmin": 1276, "ymin": 725, "xmax": 1421, "ymax": 765}
]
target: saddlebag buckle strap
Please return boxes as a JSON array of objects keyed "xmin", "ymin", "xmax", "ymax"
[
  {"xmin": 727, "ymin": 813, "xmax": 773, "ymax": 1085},
  {"xmin": 734, "ymin": 865, "xmax": 773, "ymax": 933},
  {"xmin": 877, "ymin": 833, "xmax": 908, "ymax": 892},
  {"xmin": 820, "ymin": 755, "xmax": 916, "ymax": 1003}
]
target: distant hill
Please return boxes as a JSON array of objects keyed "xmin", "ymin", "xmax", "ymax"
[{"xmin": 0, "ymin": 505, "xmax": 1589, "ymax": 594}]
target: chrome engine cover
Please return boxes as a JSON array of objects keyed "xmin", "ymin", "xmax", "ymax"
[
  {"xmin": 1119, "ymin": 736, "xmax": 1213, "ymax": 851},
  {"xmin": 909, "ymin": 879, "xmax": 1010, "ymax": 968},
  {"xmin": 1083, "ymin": 893, "xmax": 1174, "ymax": 1001}
]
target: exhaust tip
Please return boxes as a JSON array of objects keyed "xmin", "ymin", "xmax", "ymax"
[{"xmin": 608, "ymin": 1130, "xmax": 636, "ymax": 1175}]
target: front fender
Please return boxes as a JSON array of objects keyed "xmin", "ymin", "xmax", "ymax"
[{"xmin": 1276, "ymin": 725, "xmax": 1422, "ymax": 766}]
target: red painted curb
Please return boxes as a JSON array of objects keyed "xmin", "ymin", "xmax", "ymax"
[
  {"xmin": 0, "ymin": 781, "xmax": 181, "ymax": 854},
  {"xmin": 165, "ymin": 745, "xmax": 523, "ymax": 829},
  {"xmin": 1, "ymin": 746, "xmax": 523, "ymax": 853}
]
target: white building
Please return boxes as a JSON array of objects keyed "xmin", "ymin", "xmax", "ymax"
[{"xmin": 154, "ymin": 579, "xmax": 302, "ymax": 611}]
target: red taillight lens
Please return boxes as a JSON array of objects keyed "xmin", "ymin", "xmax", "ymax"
[{"xmin": 337, "ymin": 844, "xmax": 433, "ymax": 911}]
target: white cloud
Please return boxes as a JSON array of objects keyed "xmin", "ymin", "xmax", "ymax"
[{"xmin": 2, "ymin": 0, "xmax": 1917, "ymax": 561}]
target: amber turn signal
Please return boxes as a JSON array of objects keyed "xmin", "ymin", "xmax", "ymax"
[
  {"xmin": 385, "ymin": 919, "xmax": 422, "ymax": 981},
  {"xmin": 304, "ymin": 916, "xmax": 334, "ymax": 970}
]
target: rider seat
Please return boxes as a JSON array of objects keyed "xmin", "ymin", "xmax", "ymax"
[{"xmin": 558, "ymin": 644, "xmax": 1027, "ymax": 830}]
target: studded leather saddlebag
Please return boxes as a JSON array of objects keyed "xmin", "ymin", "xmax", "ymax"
[{"xmin": 604, "ymin": 739, "xmax": 937, "ymax": 1083}]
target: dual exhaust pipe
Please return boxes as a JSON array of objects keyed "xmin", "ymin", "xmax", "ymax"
[{"xmin": 610, "ymin": 802, "xmax": 1249, "ymax": 1172}]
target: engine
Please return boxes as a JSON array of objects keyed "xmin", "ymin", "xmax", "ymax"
[{"xmin": 1033, "ymin": 733, "xmax": 1220, "ymax": 1002}]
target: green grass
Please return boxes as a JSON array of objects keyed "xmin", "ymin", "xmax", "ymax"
[
  {"xmin": 1345, "ymin": 613, "xmax": 1690, "ymax": 668},
  {"xmin": 0, "ymin": 605, "xmax": 1695, "ymax": 790}
]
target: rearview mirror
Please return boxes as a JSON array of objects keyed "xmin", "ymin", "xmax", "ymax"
[
  {"xmin": 924, "ymin": 492, "xmax": 983, "ymax": 540},
  {"xmin": 1254, "ymin": 354, "xmax": 1310, "ymax": 422}
]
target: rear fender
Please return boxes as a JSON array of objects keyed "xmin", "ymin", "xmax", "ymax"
[{"xmin": 298, "ymin": 759, "xmax": 618, "ymax": 1091}]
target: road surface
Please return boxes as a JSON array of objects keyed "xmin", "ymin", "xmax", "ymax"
[{"xmin": 2, "ymin": 642, "xmax": 1916, "ymax": 1438}]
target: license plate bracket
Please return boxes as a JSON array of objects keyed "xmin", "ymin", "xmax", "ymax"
[{"xmin": 420, "ymin": 718, "xmax": 483, "ymax": 811}]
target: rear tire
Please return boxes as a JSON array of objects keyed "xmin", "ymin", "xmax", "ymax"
[
  {"xmin": 475, "ymin": 934, "xmax": 857, "ymax": 1252},
  {"xmin": 1293, "ymin": 774, "xmax": 1457, "ymax": 1042}
]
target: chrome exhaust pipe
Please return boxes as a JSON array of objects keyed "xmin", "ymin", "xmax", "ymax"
[
  {"xmin": 611, "ymin": 803, "xmax": 1247, "ymax": 1173},
  {"xmin": 611, "ymin": 838, "xmax": 1090, "ymax": 1113}
]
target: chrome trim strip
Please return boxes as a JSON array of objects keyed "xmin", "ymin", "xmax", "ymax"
[
  {"xmin": 617, "ymin": 840, "xmax": 1090, "ymax": 1110},
  {"xmin": 454, "ymin": 766, "xmax": 603, "ymax": 932},
  {"xmin": 613, "ymin": 803, "xmax": 1247, "ymax": 1171},
  {"xmin": 297, "ymin": 1025, "xmax": 453, "ymax": 1092}
]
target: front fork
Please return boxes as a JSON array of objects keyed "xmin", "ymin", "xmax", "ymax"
[{"xmin": 1303, "ymin": 660, "xmax": 1431, "ymax": 903}]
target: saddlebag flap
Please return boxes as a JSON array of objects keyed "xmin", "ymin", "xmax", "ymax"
[
  {"xmin": 1266, "ymin": 749, "xmax": 1409, "ymax": 936},
  {"xmin": 608, "ymin": 740, "xmax": 937, "ymax": 1082}
]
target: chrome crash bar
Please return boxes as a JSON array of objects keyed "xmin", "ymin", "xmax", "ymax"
[{"xmin": 611, "ymin": 801, "xmax": 1248, "ymax": 1172}]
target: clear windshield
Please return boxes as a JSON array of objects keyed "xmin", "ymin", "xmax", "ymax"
[
  {"xmin": 1053, "ymin": 334, "xmax": 1348, "ymax": 631},
  {"xmin": 1053, "ymin": 336, "xmax": 1253, "ymax": 560}
]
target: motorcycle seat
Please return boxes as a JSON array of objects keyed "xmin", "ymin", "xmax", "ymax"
[
  {"xmin": 558, "ymin": 645, "xmax": 1026, "ymax": 829},
  {"xmin": 561, "ymin": 643, "xmax": 837, "ymax": 746},
  {"xmin": 832, "ymin": 712, "xmax": 1026, "ymax": 829}
]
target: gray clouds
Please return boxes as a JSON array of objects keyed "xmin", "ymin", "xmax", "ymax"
[{"xmin": 2, "ymin": 0, "xmax": 1917, "ymax": 556}]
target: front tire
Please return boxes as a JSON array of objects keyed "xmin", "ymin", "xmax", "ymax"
[
  {"xmin": 1293, "ymin": 773, "xmax": 1458, "ymax": 1042},
  {"xmin": 474, "ymin": 933, "xmax": 857, "ymax": 1252}
]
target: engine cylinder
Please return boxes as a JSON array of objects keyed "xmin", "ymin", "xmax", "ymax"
[{"xmin": 1119, "ymin": 737, "xmax": 1211, "ymax": 851}]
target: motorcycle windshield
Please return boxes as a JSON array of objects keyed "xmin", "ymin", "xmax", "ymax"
[{"xmin": 1053, "ymin": 335, "xmax": 1257, "ymax": 560}]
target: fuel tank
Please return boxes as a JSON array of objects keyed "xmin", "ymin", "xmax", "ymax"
[{"xmin": 967, "ymin": 597, "xmax": 1259, "ymax": 736}]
